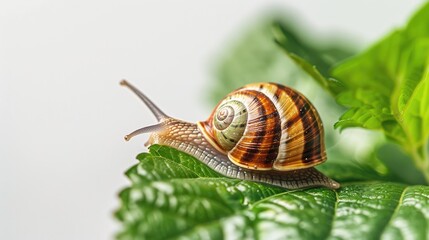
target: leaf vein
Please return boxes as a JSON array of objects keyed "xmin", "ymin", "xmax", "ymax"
[
  {"xmin": 377, "ymin": 185, "xmax": 408, "ymax": 239},
  {"xmin": 324, "ymin": 190, "xmax": 339, "ymax": 240}
]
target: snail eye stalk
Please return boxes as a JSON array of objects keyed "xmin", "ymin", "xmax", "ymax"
[
  {"xmin": 124, "ymin": 123, "xmax": 164, "ymax": 141},
  {"xmin": 120, "ymin": 80, "xmax": 169, "ymax": 121}
]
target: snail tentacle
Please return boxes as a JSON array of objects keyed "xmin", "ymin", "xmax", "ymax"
[
  {"xmin": 120, "ymin": 79, "xmax": 169, "ymax": 121},
  {"xmin": 124, "ymin": 122, "xmax": 164, "ymax": 141}
]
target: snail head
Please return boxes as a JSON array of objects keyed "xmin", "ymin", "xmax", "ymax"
[{"xmin": 120, "ymin": 80, "xmax": 172, "ymax": 144}]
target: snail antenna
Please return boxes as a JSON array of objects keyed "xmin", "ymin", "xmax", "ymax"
[
  {"xmin": 120, "ymin": 80, "xmax": 169, "ymax": 121},
  {"xmin": 124, "ymin": 122, "xmax": 164, "ymax": 141}
]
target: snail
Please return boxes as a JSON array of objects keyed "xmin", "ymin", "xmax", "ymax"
[{"xmin": 120, "ymin": 80, "xmax": 339, "ymax": 189}]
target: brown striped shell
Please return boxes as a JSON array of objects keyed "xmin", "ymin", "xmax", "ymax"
[{"xmin": 197, "ymin": 82, "xmax": 326, "ymax": 171}]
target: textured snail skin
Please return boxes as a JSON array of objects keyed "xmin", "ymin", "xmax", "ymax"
[{"xmin": 147, "ymin": 118, "xmax": 339, "ymax": 189}]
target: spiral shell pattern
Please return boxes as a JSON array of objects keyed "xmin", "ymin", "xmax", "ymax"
[
  {"xmin": 198, "ymin": 82, "xmax": 326, "ymax": 171},
  {"xmin": 212, "ymin": 100, "xmax": 248, "ymax": 151}
]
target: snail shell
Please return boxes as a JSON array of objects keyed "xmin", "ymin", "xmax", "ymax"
[{"xmin": 121, "ymin": 80, "xmax": 339, "ymax": 189}]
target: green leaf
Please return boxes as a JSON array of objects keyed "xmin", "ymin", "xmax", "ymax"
[
  {"xmin": 402, "ymin": 72, "xmax": 429, "ymax": 148},
  {"xmin": 332, "ymin": 33, "xmax": 429, "ymax": 137},
  {"xmin": 116, "ymin": 145, "xmax": 429, "ymax": 239},
  {"xmin": 330, "ymin": 3, "xmax": 429, "ymax": 179},
  {"xmin": 272, "ymin": 22, "xmax": 351, "ymax": 95},
  {"xmin": 334, "ymin": 89, "xmax": 395, "ymax": 130}
]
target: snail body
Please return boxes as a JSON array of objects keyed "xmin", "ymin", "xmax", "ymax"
[{"xmin": 121, "ymin": 80, "xmax": 339, "ymax": 189}]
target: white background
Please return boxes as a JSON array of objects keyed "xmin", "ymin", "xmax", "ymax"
[{"xmin": 0, "ymin": 1, "xmax": 423, "ymax": 239}]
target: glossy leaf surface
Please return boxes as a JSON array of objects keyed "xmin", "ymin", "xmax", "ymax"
[{"xmin": 116, "ymin": 145, "xmax": 429, "ymax": 240}]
